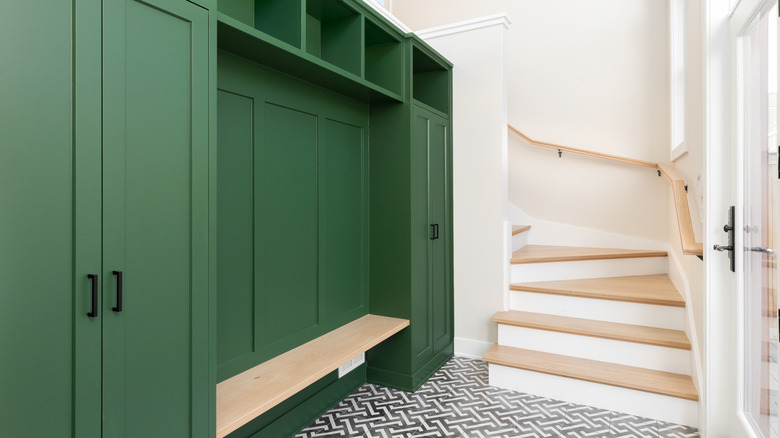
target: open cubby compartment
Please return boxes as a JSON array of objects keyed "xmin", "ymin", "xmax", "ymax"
[
  {"xmin": 412, "ymin": 45, "xmax": 450, "ymax": 114},
  {"xmin": 217, "ymin": 0, "xmax": 302, "ymax": 48},
  {"xmin": 306, "ymin": 0, "xmax": 362, "ymax": 76},
  {"xmin": 363, "ymin": 18, "xmax": 404, "ymax": 96}
]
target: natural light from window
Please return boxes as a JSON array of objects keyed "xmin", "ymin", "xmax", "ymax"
[{"xmin": 671, "ymin": 0, "xmax": 687, "ymax": 160}]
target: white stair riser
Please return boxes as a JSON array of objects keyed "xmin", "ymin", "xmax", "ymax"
[
  {"xmin": 488, "ymin": 364, "xmax": 698, "ymax": 428},
  {"xmin": 511, "ymin": 258, "xmax": 667, "ymax": 283},
  {"xmin": 497, "ymin": 325, "xmax": 691, "ymax": 374},
  {"xmin": 512, "ymin": 231, "xmax": 529, "ymax": 251},
  {"xmin": 509, "ymin": 291, "xmax": 685, "ymax": 330}
]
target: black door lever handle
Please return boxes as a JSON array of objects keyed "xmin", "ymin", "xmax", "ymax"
[
  {"xmin": 87, "ymin": 274, "xmax": 98, "ymax": 317},
  {"xmin": 112, "ymin": 270, "xmax": 123, "ymax": 312}
]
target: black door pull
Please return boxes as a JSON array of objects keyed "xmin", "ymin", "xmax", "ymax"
[
  {"xmin": 430, "ymin": 224, "xmax": 436, "ymax": 240},
  {"xmin": 87, "ymin": 274, "xmax": 98, "ymax": 317},
  {"xmin": 112, "ymin": 270, "xmax": 123, "ymax": 312}
]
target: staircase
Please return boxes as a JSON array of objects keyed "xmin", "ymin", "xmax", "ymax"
[{"xmin": 483, "ymin": 225, "xmax": 699, "ymax": 427}]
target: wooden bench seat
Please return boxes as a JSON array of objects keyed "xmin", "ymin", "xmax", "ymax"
[{"xmin": 216, "ymin": 314, "xmax": 409, "ymax": 437}]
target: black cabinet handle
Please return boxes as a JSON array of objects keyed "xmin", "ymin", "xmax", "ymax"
[
  {"xmin": 112, "ymin": 270, "xmax": 123, "ymax": 312},
  {"xmin": 87, "ymin": 274, "xmax": 98, "ymax": 317},
  {"xmin": 430, "ymin": 224, "xmax": 436, "ymax": 240}
]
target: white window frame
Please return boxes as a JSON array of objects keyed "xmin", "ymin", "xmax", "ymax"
[{"xmin": 670, "ymin": 0, "xmax": 688, "ymax": 160}]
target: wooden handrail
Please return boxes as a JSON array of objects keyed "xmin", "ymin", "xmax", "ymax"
[
  {"xmin": 657, "ymin": 164, "xmax": 704, "ymax": 256},
  {"xmin": 508, "ymin": 125, "xmax": 658, "ymax": 169},
  {"xmin": 508, "ymin": 125, "xmax": 703, "ymax": 256}
]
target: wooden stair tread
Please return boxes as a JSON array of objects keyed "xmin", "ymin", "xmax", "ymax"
[
  {"xmin": 512, "ymin": 225, "xmax": 531, "ymax": 235},
  {"xmin": 493, "ymin": 310, "xmax": 691, "ymax": 349},
  {"xmin": 511, "ymin": 245, "xmax": 667, "ymax": 264},
  {"xmin": 510, "ymin": 274, "xmax": 685, "ymax": 307},
  {"xmin": 216, "ymin": 314, "xmax": 409, "ymax": 438},
  {"xmin": 483, "ymin": 344, "xmax": 698, "ymax": 401}
]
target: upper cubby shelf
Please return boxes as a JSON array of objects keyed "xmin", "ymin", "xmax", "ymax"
[
  {"xmin": 305, "ymin": 0, "xmax": 362, "ymax": 76},
  {"xmin": 364, "ymin": 18, "xmax": 404, "ymax": 96},
  {"xmin": 216, "ymin": 0, "xmax": 453, "ymax": 105},
  {"xmin": 411, "ymin": 43, "xmax": 451, "ymax": 115}
]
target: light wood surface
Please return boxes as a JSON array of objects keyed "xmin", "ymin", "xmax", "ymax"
[
  {"xmin": 216, "ymin": 315, "xmax": 409, "ymax": 437},
  {"xmin": 493, "ymin": 310, "xmax": 691, "ymax": 349},
  {"xmin": 512, "ymin": 225, "xmax": 531, "ymax": 235},
  {"xmin": 657, "ymin": 164, "xmax": 704, "ymax": 256},
  {"xmin": 510, "ymin": 274, "xmax": 685, "ymax": 307},
  {"xmin": 508, "ymin": 125, "xmax": 658, "ymax": 168},
  {"xmin": 510, "ymin": 245, "xmax": 667, "ymax": 264},
  {"xmin": 483, "ymin": 344, "xmax": 699, "ymax": 401},
  {"xmin": 509, "ymin": 127, "xmax": 704, "ymax": 257}
]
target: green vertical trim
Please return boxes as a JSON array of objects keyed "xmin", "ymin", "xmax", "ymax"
[{"xmin": 73, "ymin": 0, "xmax": 103, "ymax": 436}]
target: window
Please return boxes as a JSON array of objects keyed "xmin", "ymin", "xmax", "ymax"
[{"xmin": 670, "ymin": 0, "xmax": 687, "ymax": 160}]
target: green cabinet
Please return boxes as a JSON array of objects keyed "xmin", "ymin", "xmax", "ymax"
[
  {"xmin": 1, "ymin": 0, "xmax": 214, "ymax": 436},
  {"xmin": 367, "ymin": 41, "xmax": 454, "ymax": 393},
  {"xmin": 101, "ymin": 0, "xmax": 211, "ymax": 436}
]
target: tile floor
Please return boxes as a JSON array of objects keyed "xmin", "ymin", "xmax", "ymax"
[{"xmin": 295, "ymin": 356, "xmax": 699, "ymax": 438}]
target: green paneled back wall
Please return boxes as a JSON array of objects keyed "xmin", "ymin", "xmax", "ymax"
[{"xmin": 217, "ymin": 51, "xmax": 369, "ymax": 382}]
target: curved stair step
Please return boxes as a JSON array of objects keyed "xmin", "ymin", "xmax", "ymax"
[
  {"xmin": 512, "ymin": 225, "xmax": 531, "ymax": 235},
  {"xmin": 511, "ymin": 245, "xmax": 667, "ymax": 264},
  {"xmin": 483, "ymin": 344, "xmax": 698, "ymax": 401},
  {"xmin": 510, "ymin": 274, "xmax": 685, "ymax": 307},
  {"xmin": 493, "ymin": 310, "xmax": 691, "ymax": 350}
]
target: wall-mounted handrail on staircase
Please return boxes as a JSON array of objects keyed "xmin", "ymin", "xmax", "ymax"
[{"xmin": 508, "ymin": 125, "xmax": 704, "ymax": 257}]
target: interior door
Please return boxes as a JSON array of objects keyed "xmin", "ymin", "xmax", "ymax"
[
  {"xmin": 713, "ymin": 1, "xmax": 780, "ymax": 437},
  {"xmin": 102, "ymin": 0, "xmax": 210, "ymax": 436}
]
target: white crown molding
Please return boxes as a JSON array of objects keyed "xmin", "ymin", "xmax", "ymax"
[
  {"xmin": 416, "ymin": 13, "xmax": 512, "ymax": 40},
  {"xmin": 359, "ymin": 0, "xmax": 412, "ymax": 34}
]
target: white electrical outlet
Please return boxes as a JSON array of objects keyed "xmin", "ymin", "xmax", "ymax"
[{"xmin": 338, "ymin": 352, "xmax": 365, "ymax": 378}]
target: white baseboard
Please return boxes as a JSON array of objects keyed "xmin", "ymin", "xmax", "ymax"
[
  {"xmin": 454, "ymin": 337, "xmax": 493, "ymax": 359},
  {"xmin": 505, "ymin": 202, "xmax": 667, "ymax": 250}
]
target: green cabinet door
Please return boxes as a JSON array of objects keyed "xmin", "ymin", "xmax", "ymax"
[
  {"xmin": 102, "ymin": 0, "xmax": 211, "ymax": 436},
  {"xmin": 410, "ymin": 105, "xmax": 452, "ymax": 367},
  {"xmin": 427, "ymin": 112, "xmax": 452, "ymax": 353},
  {"xmin": 0, "ymin": 2, "xmax": 100, "ymax": 437}
]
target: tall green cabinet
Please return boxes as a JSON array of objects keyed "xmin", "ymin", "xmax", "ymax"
[
  {"xmin": 1, "ymin": 0, "xmax": 215, "ymax": 436},
  {"xmin": 367, "ymin": 40, "xmax": 454, "ymax": 392}
]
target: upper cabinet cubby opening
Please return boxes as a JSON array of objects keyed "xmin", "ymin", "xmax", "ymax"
[
  {"xmin": 255, "ymin": 0, "xmax": 302, "ymax": 48},
  {"xmin": 364, "ymin": 19, "xmax": 403, "ymax": 96},
  {"xmin": 306, "ymin": 0, "xmax": 362, "ymax": 76},
  {"xmin": 218, "ymin": 0, "xmax": 302, "ymax": 48},
  {"xmin": 412, "ymin": 46, "xmax": 450, "ymax": 114}
]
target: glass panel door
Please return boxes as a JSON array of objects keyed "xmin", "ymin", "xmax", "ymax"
[{"xmin": 741, "ymin": 5, "xmax": 779, "ymax": 436}]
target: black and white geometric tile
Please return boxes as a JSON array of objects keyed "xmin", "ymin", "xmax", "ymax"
[{"xmin": 295, "ymin": 356, "xmax": 700, "ymax": 438}]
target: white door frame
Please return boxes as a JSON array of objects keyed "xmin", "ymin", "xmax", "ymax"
[{"xmin": 705, "ymin": 0, "xmax": 777, "ymax": 436}]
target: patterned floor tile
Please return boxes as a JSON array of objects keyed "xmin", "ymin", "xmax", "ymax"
[
  {"xmin": 297, "ymin": 356, "xmax": 699, "ymax": 438},
  {"xmin": 558, "ymin": 403, "xmax": 611, "ymax": 437},
  {"xmin": 656, "ymin": 421, "xmax": 700, "ymax": 438},
  {"xmin": 610, "ymin": 413, "xmax": 658, "ymax": 437}
]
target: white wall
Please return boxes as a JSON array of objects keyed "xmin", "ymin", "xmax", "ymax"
[
  {"xmin": 666, "ymin": 0, "xmax": 706, "ymax": 417},
  {"xmin": 415, "ymin": 17, "xmax": 511, "ymax": 358},
  {"xmin": 392, "ymin": 0, "xmax": 671, "ymax": 242}
]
